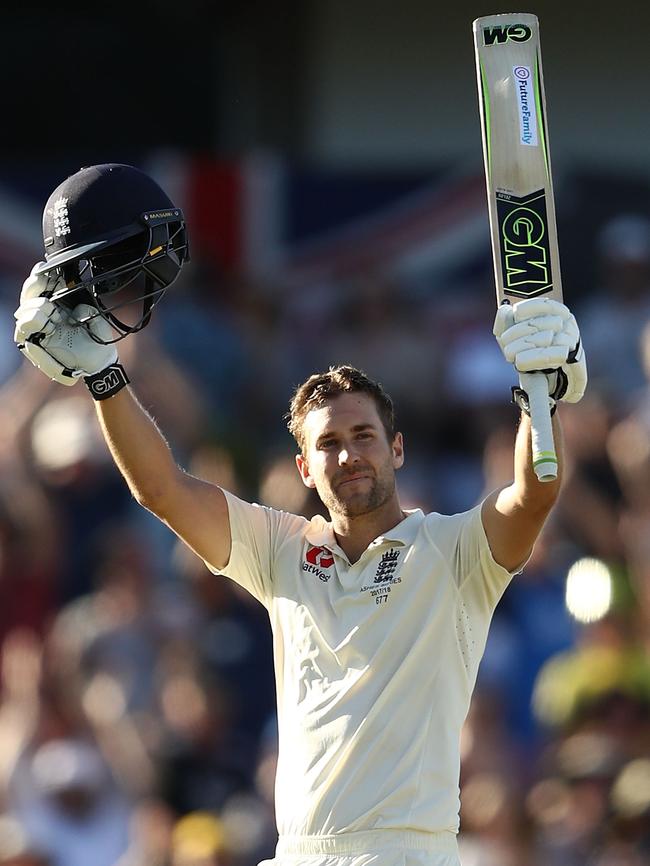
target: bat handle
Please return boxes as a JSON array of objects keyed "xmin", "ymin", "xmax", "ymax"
[{"xmin": 519, "ymin": 371, "xmax": 558, "ymax": 482}]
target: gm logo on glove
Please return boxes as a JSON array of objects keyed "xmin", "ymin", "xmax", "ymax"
[{"xmin": 85, "ymin": 364, "xmax": 130, "ymax": 401}]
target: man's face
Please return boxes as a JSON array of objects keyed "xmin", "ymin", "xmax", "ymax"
[{"xmin": 295, "ymin": 392, "xmax": 404, "ymax": 519}]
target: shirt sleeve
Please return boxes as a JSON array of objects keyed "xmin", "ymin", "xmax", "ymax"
[
  {"xmin": 204, "ymin": 489, "xmax": 307, "ymax": 609},
  {"xmin": 425, "ymin": 503, "xmax": 517, "ymax": 687},
  {"xmin": 424, "ymin": 501, "xmax": 515, "ymax": 615}
]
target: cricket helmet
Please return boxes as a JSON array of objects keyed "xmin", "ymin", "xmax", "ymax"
[{"xmin": 35, "ymin": 163, "xmax": 189, "ymax": 343}]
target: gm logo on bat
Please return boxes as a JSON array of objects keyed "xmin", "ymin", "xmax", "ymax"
[
  {"xmin": 483, "ymin": 24, "xmax": 532, "ymax": 46},
  {"xmin": 496, "ymin": 189, "xmax": 553, "ymax": 298}
]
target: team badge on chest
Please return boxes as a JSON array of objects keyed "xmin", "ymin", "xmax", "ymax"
[
  {"xmin": 374, "ymin": 548, "xmax": 400, "ymax": 583},
  {"xmin": 360, "ymin": 547, "xmax": 403, "ymax": 605}
]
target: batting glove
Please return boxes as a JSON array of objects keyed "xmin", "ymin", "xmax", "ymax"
[
  {"xmin": 493, "ymin": 297, "xmax": 587, "ymax": 406},
  {"xmin": 14, "ymin": 263, "xmax": 129, "ymax": 399}
]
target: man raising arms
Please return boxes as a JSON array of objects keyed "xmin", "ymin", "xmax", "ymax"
[{"xmin": 14, "ymin": 165, "xmax": 587, "ymax": 866}]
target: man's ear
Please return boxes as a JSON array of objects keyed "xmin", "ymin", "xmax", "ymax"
[
  {"xmin": 392, "ymin": 432, "xmax": 404, "ymax": 469},
  {"xmin": 295, "ymin": 453, "xmax": 316, "ymax": 489}
]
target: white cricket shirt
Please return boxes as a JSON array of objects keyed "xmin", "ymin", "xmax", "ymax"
[{"xmin": 208, "ymin": 490, "xmax": 514, "ymax": 838}]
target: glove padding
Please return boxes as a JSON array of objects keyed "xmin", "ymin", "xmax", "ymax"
[
  {"xmin": 14, "ymin": 264, "xmax": 117, "ymax": 385},
  {"xmin": 493, "ymin": 297, "xmax": 587, "ymax": 404}
]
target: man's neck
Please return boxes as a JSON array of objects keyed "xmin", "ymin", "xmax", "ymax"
[{"xmin": 331, "ymin": 498, "xmax": 405, "ymax": 564}]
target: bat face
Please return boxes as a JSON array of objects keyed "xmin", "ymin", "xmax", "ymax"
[
  {"xmin": 474, "ymin": 13, "xmax": 562, "ymax": 482},
  {"xmin": 474, "ymin": 13, "xmax": 562, "ymax": 304}
]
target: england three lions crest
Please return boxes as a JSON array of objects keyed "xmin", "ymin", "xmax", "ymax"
[{"xmin": 374, "ymin": 548, "xmax": 401, "ymax": 583}]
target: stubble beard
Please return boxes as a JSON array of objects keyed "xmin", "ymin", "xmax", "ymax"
[{"xmin": 322, "ymin": 468, "xmax": 396, "ymax": 519}]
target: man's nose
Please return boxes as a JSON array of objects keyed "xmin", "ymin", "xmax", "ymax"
[{"xmin": 338, "ymin": 444, "xmax": 360, "ymax": 465}]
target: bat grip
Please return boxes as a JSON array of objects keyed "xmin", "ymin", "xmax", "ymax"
[{"xmin": 519, "ymin": 371, "xmax": 558, "ymax": 482}]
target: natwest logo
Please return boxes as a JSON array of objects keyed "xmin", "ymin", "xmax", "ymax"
[{"xmin": 305, "ymin": 545, "xmax": 334, "ymax": 568}]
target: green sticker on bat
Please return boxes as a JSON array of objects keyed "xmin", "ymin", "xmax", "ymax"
[{"xmin": 497, "ymin": 188, "xmax": 553, "ymax": 297}]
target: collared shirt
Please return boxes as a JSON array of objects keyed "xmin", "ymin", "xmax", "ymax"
[{"xmin": 207, "ymin": 491, "xmax": 514, "ymax": 838}]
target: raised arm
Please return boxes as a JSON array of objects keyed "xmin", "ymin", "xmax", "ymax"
[
  {"xmin": 482, "ymin": 412, "xmax": 562, "ymax": 572},
  {"xmin": 484, "ymin": 298, "xmax": 587, "ymax": 571},
  {"xmin": 14, "ymin": 266, "xmax": 232, "ymax": 571},
  {"xmin": 95, "ymin": 387, "xmax": 231, "ymax": 570}
]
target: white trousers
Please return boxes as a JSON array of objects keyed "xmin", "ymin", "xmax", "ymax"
[{"xmin": 259, "ymin": 829, "xmax": 460, "ymax": 866}]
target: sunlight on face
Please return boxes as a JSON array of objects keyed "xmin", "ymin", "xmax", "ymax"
[{"xmin": 297, "ymin": 393, "xmax": 403, "ymax": 519}]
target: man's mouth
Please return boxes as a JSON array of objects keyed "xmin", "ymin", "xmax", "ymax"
[{"xmin": 336, "ymin": 474, "xmax": 371, "ymax": 489}]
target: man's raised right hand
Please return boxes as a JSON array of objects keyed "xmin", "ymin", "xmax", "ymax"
[{"xmin": 13, "ymin": 263, "xmax": 118, "ymax": 386}]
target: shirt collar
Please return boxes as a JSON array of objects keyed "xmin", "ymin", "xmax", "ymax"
[
  {"xmin": 370, "ymin": 508, "xmax": 424, "ymax": 547},
  {"xmin": 305, "ymin": 508, "xmax": 424, "ymax": 551},
  {"xmin": 304, "ymin": 515, "xmax": 336, "ymax": 548}
]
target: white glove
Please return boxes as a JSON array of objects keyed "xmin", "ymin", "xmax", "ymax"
[
  {"xmin": 14, "ymin": 263, "xmax": 117, "ymax": 385},
  {"xmin": 493, "ymin": 297, "xmax": 587, "ymax": 404}
]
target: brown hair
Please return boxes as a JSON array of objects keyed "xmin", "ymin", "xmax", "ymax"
[{"xmin": 287, "ymin": 365, "xmax": 396, "ymax": 452}]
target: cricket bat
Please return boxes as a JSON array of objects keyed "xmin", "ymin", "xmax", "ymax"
[{"xmin": 473, "ymin": 12, "xmax": 561, "ymax": 481}]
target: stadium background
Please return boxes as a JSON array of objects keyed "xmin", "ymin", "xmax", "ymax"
[{"xmin": 1, "ymin": 1, "xmax": 650, "ymax": 864}]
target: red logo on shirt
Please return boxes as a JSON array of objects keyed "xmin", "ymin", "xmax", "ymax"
[{"xmin": 305, "ymin": 545, "xmax": 334, "ymax": 568}]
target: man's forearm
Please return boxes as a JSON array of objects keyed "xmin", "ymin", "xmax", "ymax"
[
  {"xmin": 482, "ymin": 411, "xmax": 563, "ymax": 571},
  {"xmin": 94, "ymin": 386, "xmax": 180, "ymax": 510},
  {"xmin": 513, "ymin": 411, "xmax": 563, "ymax": 510}
]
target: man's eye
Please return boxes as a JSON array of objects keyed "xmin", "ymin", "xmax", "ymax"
[
  {"xmin": 319, "ymin": 440, "xmax": 336, "ymax": 449},
  {"xmin": 356, "ymin": 432, "xmax": 372, "ymax": 440}
]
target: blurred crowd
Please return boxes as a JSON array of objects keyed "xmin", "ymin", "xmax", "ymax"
[{"xmin": 1, "ymin": 208, "xmax": 650, "ymax": 866}]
